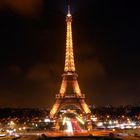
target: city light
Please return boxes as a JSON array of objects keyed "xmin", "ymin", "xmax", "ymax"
[
  {"xmin": 65, "ymin": 120, "xmax": 73, "ymax": 134},
  {"xmin": 76, "ymin": 116, "xmax": 85, "ymax": 125},
  {"xmin": 62, "ymin": 117, "xmax": 67, "ymax": 125},
  {"xmin": 44, "ymin": 118, "xmax": 51, "ymax": 123}
]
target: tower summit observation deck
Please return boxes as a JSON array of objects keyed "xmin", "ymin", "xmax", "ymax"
[{"xmin": 49, "ymin": 5, "xmax": 92, "ymax": 119}]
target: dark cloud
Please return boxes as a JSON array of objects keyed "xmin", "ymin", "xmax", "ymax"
[
  {"xmin": 0, "ymin": 0, "xmax": 43, "ymax": 17},
  {"xmin": 27, "ymin": 64, "xmax": 53, "ymax": 81},
  {"xmin": 8, "ymin": 65, "xmax": 23, "ymax": 76},
  {"xmin": 77, "ymin": 59, "xmax": 105, "ymax": 80},
  {"xmin": 26, "ymin": 63, "xmax": 62, "ymax": 84}
]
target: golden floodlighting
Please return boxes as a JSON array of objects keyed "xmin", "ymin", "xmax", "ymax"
[{"xmin": 49, "ymin": 5, "xmax": 92, "ymax": 119}]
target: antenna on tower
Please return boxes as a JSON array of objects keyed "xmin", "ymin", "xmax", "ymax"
[
  {"xmin": 67, "ymin": 0, "xmax": 71, "ymax": 17},
  {"xmin": 68, "ymin": 5, "xmax": 70, "ymax": 15}
]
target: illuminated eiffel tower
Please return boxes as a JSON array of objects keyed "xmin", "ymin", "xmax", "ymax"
[{"xmin": 50, "ymin": 6, "xmax": 91, "ymax": 119}]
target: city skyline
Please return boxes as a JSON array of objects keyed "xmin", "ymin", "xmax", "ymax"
[{"xmin": 0, "ymin": 0, "xmax": 139, "ymax": 108}]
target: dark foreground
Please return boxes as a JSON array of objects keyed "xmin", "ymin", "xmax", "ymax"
[
  {"xmin": 1, "ymin": 130, "xmax": 140, "ymax": 140},
  {"xmin": 37, "ymin": 135, "xmax": 121, "ymax": 140}
]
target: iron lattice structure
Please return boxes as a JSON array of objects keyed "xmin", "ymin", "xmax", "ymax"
[{"xmin": 49, "ymin": 6, "xmax": 91, "ymax": 118}]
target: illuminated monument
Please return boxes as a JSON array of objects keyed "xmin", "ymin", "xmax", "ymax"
[{"xmin": 50, "ymin": 6, "xmax": 91, "ymax": 119}]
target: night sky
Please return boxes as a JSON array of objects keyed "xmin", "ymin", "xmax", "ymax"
[{"xmin": 0, "ymin": 0, "xmax": 140, "ymax": 108}]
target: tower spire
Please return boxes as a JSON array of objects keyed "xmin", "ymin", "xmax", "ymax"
[
  {"xmin": 68, "ymin": 5, "xmax": 71, "ymax": 16},
  {"xmin": 64, "ymin": 4, "xmax": 75, "ymax": 72}
]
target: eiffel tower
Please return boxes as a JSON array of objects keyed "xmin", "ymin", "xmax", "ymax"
[{"xmin": 49, "ymin": 6, "xmax": 92, "ymax": 119}]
